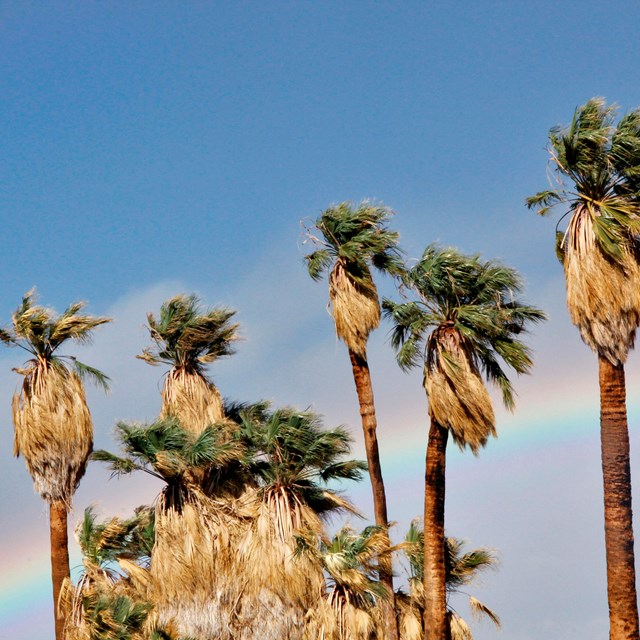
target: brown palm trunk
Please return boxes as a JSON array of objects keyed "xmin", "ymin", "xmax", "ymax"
[
  {"xmin": 598, "ymin": 356, "xmax": 639, "ymax": 640},
  {"xmin": 348, "ymin": 349, "xmax": 398, "ymax": 640},
  {"xmin": 50, "ymin": 500, "xmax": 70, "ymax": 640},
  {"xmin": 423, "ymin": 419, "xmax": 449, "ymax": 640}
]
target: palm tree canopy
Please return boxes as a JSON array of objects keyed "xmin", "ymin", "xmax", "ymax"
[
  {"xmin": 93, "ymin": 417, "xmax": 247, "ymax": 484},
  {"xmin": 527, "ymin": 97, "xmax": 640, "ymax": 262},
  {"xmin": 403, "ymin": 521, "xmax": 501, "ymax": 633},
  {"xmin": 304, "ymin": 201, "xmax": 405, "ymax": 285},
  {"xmin": 384, "ymin": 245, "xmax": 545, "ymax": 411},
  {"xmin": 137, "ymin": 294, "xmax": 239, "ymax": 375},
  {"xmin": 0, "ymin": 290, "xmax": 111, "ymax": 389},
  {"xmin": 240, "ymin": 406, "xmax": 367, "ymax": 516}
]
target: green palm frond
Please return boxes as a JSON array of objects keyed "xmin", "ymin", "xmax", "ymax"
[
  {"xmin": 403, "ymin": 520, "xmax": 498, "ymax": 596},
  {"xmin": 311, "ymin": 525, "xmax": 390, "ymax": 602},
  {"xmin": 94, "ymin": 417, "xmax": 245, "ymax": 483},
  {"xmin": 242, "ymin": 407, "xmax": 364, "ymax": 515},
  {"xmin": 77, "ymin": 506, "xmax": 155, "ymax": 568},
  {"xmin": 71, "ymin": 358, "xmax": 111, "ymax": 392},
  {"xmin": 138, "ymin": 294, "xmax": 239, "ymax": 374}
]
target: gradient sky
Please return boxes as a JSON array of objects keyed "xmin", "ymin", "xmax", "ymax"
[{"xmin": 2, "ymin": 2, "xmax": 640, "ymax": 638}]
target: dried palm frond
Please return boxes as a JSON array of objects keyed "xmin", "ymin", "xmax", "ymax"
[
  {"xmin": 564, "ymin": 207, "xmax": 640, "ymax": 364},
  {"xmin": 448, "ymin": 612, "xmax": 473, "ymax": 640},
  {"xmin": 394, "ymin": 591, "xmax": 422, "ymax": 640},
  {"xmin": 160, "ymin": 368, "xmax": 224, "ymax": 434},
  {"xmin": 237, "ymin": 491, "xmax": 324, "ymax": 604},
  {"xmin": 424, "ymin": 332, "xmax": 495, "ymax": 455},
  {"xmin": 13, "ymin": 364, "xmax": 93, "ymax": 505},
  {"xmin": 148, "ymin": 483, "xmax": 256, "ymax": 639},
  {"xmin": 329, "ymin": 260, "xmax": 381, "ymax": 356}
]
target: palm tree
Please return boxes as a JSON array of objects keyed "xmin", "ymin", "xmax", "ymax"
[
  {"xmin": 383, "ymin": 246, "xmax": 544, "ymax": 639},
  {"xmin": 235, "ymin": 406, "xmax": 367, "ymax": 640},
  {"xmin": 61, "ymin": 506, "xmax": 155, "ymax": 640},
  {"xmin": 0, "ymin": 291, "xmax": 110, "ymax": 640},
  {"xmin": 94, "ymin": 417, "xmax": 248, "ymax": 639},
  {"xmin": 137, "ymin": 294, "xmax": 239, "ymax": 434},
  {"xmin": 402, "ymin": 521, "xmax": 500, "ymax": 640},
  {"xmin": 297, "ymin": 525, "xmax": 391, "ymax": 640},
  {"xmin": 527, "ymin": 97, "xmax": 640, "ymax": 639},
  {"xmin": 304, "ymin": 201, "xmax": 404, "ymax": 640}
]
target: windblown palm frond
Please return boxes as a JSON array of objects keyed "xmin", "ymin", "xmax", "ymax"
[
  {"xmin": 383, "ymin": 245, "xmax": 545, "ymax": 453},
  {"xmin": 303, "ymin": 201, "xmax": 404, "ymax": 355},
  {"xmin": 138, "ymin": 294, "xmax": 240, "ymax": 432},
  {"xmin": 527, "ymin": 97, "xmax": 640, "ymax": 363}
]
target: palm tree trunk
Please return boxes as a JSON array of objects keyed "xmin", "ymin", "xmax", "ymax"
[
  {"xmin": 348, "ymin": 348, "xmax": 398, "ymax": 640},
  {"xmin": 50, "ymin": 500, "xmax": 70, "ymax": 640},
  {"xmin": 598, "ymin": 356, "xmax": 639, "ymax": 640},
  {"xmin": 423, "ymin": 418, "xmax": 449, "ymax": 640}
]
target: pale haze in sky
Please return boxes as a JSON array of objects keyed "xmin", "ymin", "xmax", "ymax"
[{"xmin": 2, "ymin": 2, "xmax": 640, "ymax": 639}]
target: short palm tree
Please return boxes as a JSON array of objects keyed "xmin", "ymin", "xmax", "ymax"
[
  {"xmin": 402, "ymin": 521, "xmax": 500, "ymax": 640},
  {"xmin": 94, "ymin": 417, "xmax": 248, "ymax": 639},
  {"xmin": 137, "ymin": 294, "xmax": 239, "ymax": 434},
  {"xmin": 298, "ymin": 525, "xmax": 390, "ymax": 640},
  {"xmin": 304, "ymin": 201, "xmax": 404, "ymax": 640},
  {"xmin": 527, "ymin": 97, "xmax": 640, "ymax": 639},
  {"xmin": 61, "ymin": 506, "xmax": 156, "ymax": 640},
  {"xmin": 235, "ymin": 406, "xmax": 367, "ymax": 640},
  {"xmin": 383, "ymin": 246, "xmax": 544, "ymax": 639},
  {"xmin": 0, "ymin": 291, "xmax": 110, "ymax": 640}
]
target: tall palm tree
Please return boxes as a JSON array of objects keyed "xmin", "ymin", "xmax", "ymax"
[
  {"xmin": 402, "ymin": 521, "xmax": 500, "ymax": 640},
  {"xmin": 383, "ymin": 246, "xmax": 544, "ymax": 639},
  {"xmin": 527, "ymin": 97, "xmax": 640, "ymax": 639},
  {"xmin": 137, "ymin": 294, "xmax": 239, "ymax": 434},
  {"xmin": 304, "ymin": 201, "xmax": 404, "ymax": 640},
  {"xmin": 0, "ymin": 291, "xmax": 110, "ymax": 640}
]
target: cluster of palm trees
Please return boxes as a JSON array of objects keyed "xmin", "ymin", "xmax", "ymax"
[{"xmin": 5, "ymin": 96, "xmax": 640, "ymax": 640}]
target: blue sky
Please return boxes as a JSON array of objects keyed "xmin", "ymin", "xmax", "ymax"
[{"xmin": 2, "ymin": 2, "xmax": 640, "ymax": 638}]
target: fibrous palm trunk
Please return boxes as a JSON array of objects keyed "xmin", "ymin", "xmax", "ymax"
[
  {"xmin": 423, "ymin": 419, "xmax": 449, "ymax": 640},
  {"xmin": 598, "ymin": 356, "xmax": 639, "ymax": 640},
  {"xmin": 348, "ymin": 349, "xmax": 398, "ymax": 640},
  {"xmin": 50, "ymin": 500, "xmax": 70, "ymax": 640}
]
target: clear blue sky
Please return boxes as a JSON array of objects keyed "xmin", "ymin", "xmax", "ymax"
[{"xmin": 2, "ymin": 2, "xmax": 640, "ymax": 639}]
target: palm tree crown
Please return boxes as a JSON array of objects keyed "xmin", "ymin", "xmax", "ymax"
[
  {"xmin": 384, "ymin": 245, "xmax": 545, "ymax": 453},
  {"xmin": 527, "ymin": 97, "xmax": 640, "ymax": 363},
  {"xmin": 304, "ymin": 201, "xmax": 405, "ymax": 355},
  {"xmin": 138, "ymin": 294, "xmax": 240, "ymax": 433}
]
